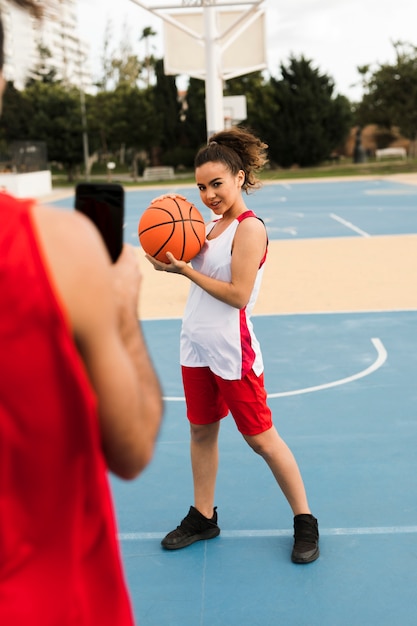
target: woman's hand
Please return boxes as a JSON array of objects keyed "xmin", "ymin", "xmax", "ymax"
[
  {"xmin": 151, "ymin": 193, "xmax": 186, "ymax": 204},
  {"xmin": 145, "ymin": 252, "xmax": 187, "ymax": 274}
]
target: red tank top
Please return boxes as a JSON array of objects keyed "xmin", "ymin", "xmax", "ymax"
[{"xmin": 0, "ymin": 193, "xmax": 134, "ymax": 625}]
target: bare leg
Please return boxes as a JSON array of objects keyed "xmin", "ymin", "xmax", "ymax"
[
  {"xmin": 190, "ymin": 421, "xmax": 220, "ymax": 519},
  {"xmin": 243, "ymin": 425, "xmax": 311, "ymax": 516}
]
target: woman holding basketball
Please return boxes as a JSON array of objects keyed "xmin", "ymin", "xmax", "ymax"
[{"xmin": 146, "ymin": 126, "xmax": 319, "ymax": 563}]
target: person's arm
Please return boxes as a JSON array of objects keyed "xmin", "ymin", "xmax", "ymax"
[
  {"xmin": 146, "ymin": 216, "xmax": 267, "ymax": 309},
  {"xmin": 33, "ymin": 205, "xmax": 163, "ymax": 479}
]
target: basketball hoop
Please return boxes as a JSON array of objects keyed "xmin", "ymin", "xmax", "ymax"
[{"xmin": 128, "ymin": 0, "xmax": 266, "ymax": 137}]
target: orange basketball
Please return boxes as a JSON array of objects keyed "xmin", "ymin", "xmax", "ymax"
[{"xmin": 138, "ymin": 196, "xmax": 206, "ymax": 263}]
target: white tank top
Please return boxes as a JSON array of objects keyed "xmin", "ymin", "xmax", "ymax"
[{"xmin": 180, "ymin": 210, "xmax": 267, "ymax": 380}]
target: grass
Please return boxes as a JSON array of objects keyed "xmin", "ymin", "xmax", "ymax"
[{"xmin": 51, "ymin": 157, "xmax": 417, "ymax": 189}]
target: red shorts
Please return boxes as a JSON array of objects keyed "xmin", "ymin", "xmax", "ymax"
[{"xmin": 181, "ymin": 366, "xmax": 273, "ymax": 436}]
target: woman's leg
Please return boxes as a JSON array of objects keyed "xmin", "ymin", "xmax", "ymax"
[
  {"xmin": 244, "ymin": 425, "xmax": 319, "ymax": 563},
  {"xmin": 243, "ymin": 425, "xmax": 311, "ymax": 515},
  {"xmin": 190, "ymin": 421, "xmax": 221, "ymax": 519},
  {"xmin": 161, "ymin": 420, "xmax": 221, "ymax": 550}
]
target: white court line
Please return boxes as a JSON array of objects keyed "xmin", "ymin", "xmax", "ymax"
[
  {"xmin": 163, "ymin": 338, "xmax": 387, "ymax": 402},
  {"xmin": 268, "ymin": 337, "xmax": 386, "ymax": 398},
  {"xmin": 119, "ymin": 525, "xmax": 417, "ymax": 541},
  {"xmin": 330, "ymin": 212, "xmax": 371, "ymax": 237}
]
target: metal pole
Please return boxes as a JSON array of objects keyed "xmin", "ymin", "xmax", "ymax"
[{"xmin": 203, "ymin": 2, "xmax": 224, "ymax": 139}]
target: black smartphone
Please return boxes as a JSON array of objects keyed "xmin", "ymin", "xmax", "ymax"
[{"xmin": 75, "ymin": 183, "xmax": 124, "ymax": 262}]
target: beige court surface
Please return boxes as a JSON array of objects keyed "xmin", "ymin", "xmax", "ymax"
[
  {"xmin": 135, "ymin": 172, "xmax": 417, "ymax": 319},
  {"xmin": 137, "ymin": 233, "xmax": 417, "ymax": 319},
  {"xmin": 46, "ymin": 173, "xmax": 417, "ymax": 319}
]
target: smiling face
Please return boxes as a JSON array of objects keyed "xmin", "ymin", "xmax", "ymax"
[{"xmin": 195, "ymin": 161, "xmax": 245, "ymax": 218}]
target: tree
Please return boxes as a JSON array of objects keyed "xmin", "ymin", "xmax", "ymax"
[
  {"xmin": 23, "ymin": 82, "xmax": 84, "ymax": 180},
  {"xmin": 224, "ymin": 71, "xmax": 278, "ymax": 147},
  {"xmin": 139, "ymin": 26, "xmax": 157, "ymax": 88},
  {"xmin": 97, "ymin": 20, "xmax": 141, "ymax": 90},
  {"xmin": 265, "ymin": 56, "xmax": 352, "ymax": 167},
  {"xmin": 0, "ymin": 82, "xmax": 33, "ymax": 144},
  {"xmin": 110, "ymin": 54, "xmax": 141, "ymax": 88},
  {"xmin": 96, "ymin": 19, "xmax": 114, "ymax": 91},
  {"xmin": 26, "ymin": 44, "xmax": 59, "ymax": 86},
  {"xmin": 87, "ymin": 83, "xmax": 163, "ymax": 175},
  {"xmin": 151, "ymin": 59, "xmax": 183, "ymax": 165},
  {"xmin": 180, "ymin": 77, "xmax": 207, "ymax": 152},
  {"xmin": 355, "ymin": 42, "xmax": 417, "ymax": 156}
]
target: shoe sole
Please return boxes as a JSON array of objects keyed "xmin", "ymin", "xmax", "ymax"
[
  {"xmin": 291, "ymin": 547, "xmax": 320, "ymax": 564},
  {"xmin": 161, "ymin": 527, "xmax": 220, "ymax": 550}
]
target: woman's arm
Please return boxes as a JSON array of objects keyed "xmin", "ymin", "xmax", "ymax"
[{"xmin": 146, "ymin": 216, "xmax": 267, "ymax": 309}]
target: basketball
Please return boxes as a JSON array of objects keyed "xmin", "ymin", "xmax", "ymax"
[{"xmin": 138, "ymin": 196, "xmax": 206, "ymax": 263}]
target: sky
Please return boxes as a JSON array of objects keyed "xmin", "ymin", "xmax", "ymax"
[{"xmin": 76, "ymin": 0, "xmax": 417, "ymax": 102}]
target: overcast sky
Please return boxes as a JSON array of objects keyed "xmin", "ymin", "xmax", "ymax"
[{"xmin": 76, "ymin": 0, "xmax": 417, "ymax": 101}]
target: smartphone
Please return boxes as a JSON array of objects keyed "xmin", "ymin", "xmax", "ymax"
[{"xmin": 75, "ymin": 183, "xmax": 124, "ymax": 262}]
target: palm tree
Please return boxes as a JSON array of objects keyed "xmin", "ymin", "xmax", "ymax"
[{"xmin": 140, "ymin": 26, "xmax": 157, "ymax": 88}]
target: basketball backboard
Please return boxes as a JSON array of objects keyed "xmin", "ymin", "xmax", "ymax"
[
  {"xmin": 128, "ymin": 0, "xmax": 266, "ymax": 136},
  {"xmin": 223, "ymin": 95, "xmax": 247, "ymax": 127},
  {"xmin": 163, "ymin": 10, "xmax": 266, "ymax": 79}
]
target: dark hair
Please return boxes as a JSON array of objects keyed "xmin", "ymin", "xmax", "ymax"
[
  {"xmin": 0, "ymin": 1, "xmax": 43, "ymax": 70},
  {"xmin": 194, "ymin": 126, "xmax": 268, "ymax": 193}
]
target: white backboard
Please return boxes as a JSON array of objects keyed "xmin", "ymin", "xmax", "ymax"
[
  {"xmin": 163, "ymin": 10, "xmax": 266, "ymax": 79},
  {"xmin": 223, "ymin": 95, "xmax": 247, "ymax": 125}
]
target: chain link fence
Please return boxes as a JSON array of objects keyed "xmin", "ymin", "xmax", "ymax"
[{"xmin": 9, "ymin": 141, "xmax": 48, "ymax": 173}]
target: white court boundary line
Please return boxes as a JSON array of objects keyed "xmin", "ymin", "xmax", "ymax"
[
  {"xmin": 163, "ymin": 338, "xmax": 387, "ymax": 402},
  {"xmin": 268, "ymin": 337, "xmax": 386, "ymax": 398},
  {"xmin": 119, "ymin": 525, "xmax": 417, "ymax": 541},
  {"xmin": 330, "ymin": 212, "xmax": 370, "ymax": 237}
]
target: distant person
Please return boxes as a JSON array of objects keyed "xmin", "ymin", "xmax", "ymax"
[
  {"xmin": 0, "ymin": 2, "xmax": 163, "ymax": 624},
  {"xmin": 146, "ymin": 126, "xmax": 319, "ymax": 564}
]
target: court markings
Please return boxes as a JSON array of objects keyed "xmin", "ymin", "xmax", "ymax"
[
  {"xmin": 119, "ymin": 524, "xmax": 417, "ymax": 542},
  {"xmin": 330, "ymin": 213, "xmax": 371, "ymax": 237},
  {"xmin": 365, "ymin": 188, "xmax": 417, "ymax": 195},
  {"xmin": 163, "ymin": 337, "xmax": 387, "ymax": 402}
]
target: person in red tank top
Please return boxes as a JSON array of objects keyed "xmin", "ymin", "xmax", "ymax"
[{"xmin": 0, "ymin": 3, "xmax": 164, "ymax": 624}]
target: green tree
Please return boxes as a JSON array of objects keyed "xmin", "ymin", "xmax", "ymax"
[
  {"xmin": 26, "ymin": 44, "xmax": 59, "ymax": 86},
  {"xmin": 98, "ymin": 21, "xmax": 141, "ymax": 89},
  {"xmin": 355, "ymin": 42, "xmax": 417, "ymax": 156},
  {"xmin": 152, "ymin": 59, "xmax": 183, "ymax": 165},
  {"xmin": 0, "ymin": 81, "xmax": 33, "ymax": 144},
  {"xmin": 110, "ymin": 54, "xmax": 141, "ymax": 88},
  {"xmin": 139, "ymin": 26, "xmax": 157, "ymax": 88},
  {"xmin": 224, "ymin": 71, "xmax": 278, "ymax": 145},
  {"xmin": 88, "ymin": 84, "xmax": 162, "ymax": 171},
  {"xmin": 96, "ymin": 19, "xmax": 114, "ymax": 91},
  {"xmin": 180, "ymin": 77, "xmax": 207, "ymax": 152},
  {"xmin": 266, "ymin": 56, "xmax": 352, "ymax": 167},
  {"xmin": 24, "ymin": 82, "xmax": 84, "ymax": 180}
]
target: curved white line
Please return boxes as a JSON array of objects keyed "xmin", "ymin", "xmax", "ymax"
[
  {"xmin": 163, "ymin": 338, "xmax": 387, "ymax": 402},
  {"xmin": 268, "ymin": 338, "xmax": 386, "ymax": 398}
]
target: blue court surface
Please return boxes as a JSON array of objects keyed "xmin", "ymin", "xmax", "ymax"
[
  {"xmin": 54, "ymin": 177, "xmax": 417, "ymax": 241},
  {"xmin": 55, "ymin": 179, "xmax": 417, "ymax": 625}
]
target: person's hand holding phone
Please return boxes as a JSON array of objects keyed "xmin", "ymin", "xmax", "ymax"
[{"xmin": 75, "ymin": 183, "xmax": 124, "ymax": 262}]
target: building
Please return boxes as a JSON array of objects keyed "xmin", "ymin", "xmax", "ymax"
[{"xmin": 0, "ymin": 0, "xmax": 92, "ymax": 91}]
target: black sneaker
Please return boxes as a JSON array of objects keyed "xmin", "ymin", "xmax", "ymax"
[
  {"xmin": 291, "ymin": 514, "xmax": 319, "ymax": 564},
  {"xmin": 161, "ymin": 506, "xmax": 220, "ymax": 550}
]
